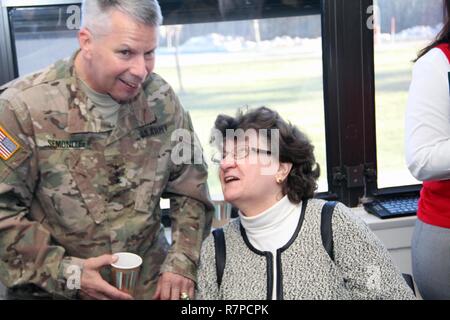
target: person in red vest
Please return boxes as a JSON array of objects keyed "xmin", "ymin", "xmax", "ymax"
[{"xmin": 405, "ymin": 0, "xmax": 450, "ymax": 300}]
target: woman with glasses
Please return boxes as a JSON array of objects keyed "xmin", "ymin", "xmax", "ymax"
[{"xmin": 196, "ymin": 106, "xmax": 415, "ymax": 300}]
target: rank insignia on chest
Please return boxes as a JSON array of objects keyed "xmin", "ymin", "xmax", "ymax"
[
  {"xmin": 0, "ymin": 126, "xmax": 20, "ymax": 161},
  {"xmin": 138, "ymin": 124, "xmax": 168, "ymax": 138}
]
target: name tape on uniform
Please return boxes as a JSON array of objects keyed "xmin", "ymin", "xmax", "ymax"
[
  {"xmin": 47, "ymin": 139, "xmax": 87, "ymax": 149},
  {"xmin": 138, "ymin": 124, "xmax": 168, "ymax": 139},
  {"xmin": 0, "ymin": 126, "xmax": 21, "ymax": 161}
]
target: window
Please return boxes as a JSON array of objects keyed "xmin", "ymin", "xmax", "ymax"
[
  {"xmin": 4, "ymin": 1, "xmax": 327, "ymax": 199},
  {"xmin": 156, "ymin": 15, "xmax": 325, "ymax": 197},
  {"xmin": 10, "ymin": 5, "xmax": 79, "ymax": 76},
  {"xmin": 373, "ymin": 0, "xmax": 443, "ymax": 189}
]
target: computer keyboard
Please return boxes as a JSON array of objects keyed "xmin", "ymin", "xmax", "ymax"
[{"xmin": 363, "ymin": 195, "xmax": 419, "ymax": 219}]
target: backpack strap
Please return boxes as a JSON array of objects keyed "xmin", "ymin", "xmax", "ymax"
[
  {"xmin": 212, "ymin": 228, "xmax": 226, "ymax": 288},
  {"xmin": 320, "ymin": 201, "xmax": 337, "ymax": 262}
]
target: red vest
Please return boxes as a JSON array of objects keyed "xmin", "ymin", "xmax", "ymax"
[{"xmin": 417, "ymin": 43, "xmax": 450, "ymax": 228}]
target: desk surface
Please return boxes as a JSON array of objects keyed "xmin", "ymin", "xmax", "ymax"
[
  {"xmin": 350, "ymin": 206, "xmax": 417, "ymax": 231},
  {"xmin": 183, "ymin": 194, "xmax": 418, "ymax": 230},
  {"xmin": 208, "ymin": 199, "xmax": 418, "ymax": 231}
]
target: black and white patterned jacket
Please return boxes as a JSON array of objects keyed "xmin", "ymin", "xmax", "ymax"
[{"xmin": 196, "ymin": 199, "xmax": 415, "ymax": 300}]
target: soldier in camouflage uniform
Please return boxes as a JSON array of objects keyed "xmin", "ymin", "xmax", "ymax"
[{"xmin": 0, "ymin": 0, "xmax": 213, "ymax": 300}]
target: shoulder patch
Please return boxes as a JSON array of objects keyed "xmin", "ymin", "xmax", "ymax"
[{"xmin": 0, "ymin": 126, "xmax": 21, "ymax": 161}]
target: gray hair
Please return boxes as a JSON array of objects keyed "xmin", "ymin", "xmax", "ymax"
[{"xmin": 81, "ymin": 0, "xmax": 163, "ymax": 34}]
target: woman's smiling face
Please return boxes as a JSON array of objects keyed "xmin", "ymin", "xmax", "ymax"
[{"xmin": 218, "ymin": 132, "xmax": 283, "ymax": 215}]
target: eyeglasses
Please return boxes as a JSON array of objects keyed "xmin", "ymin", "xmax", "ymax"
[{"xmin": 211, "ymin": 145, "xmax": 272, "ymax": 164}]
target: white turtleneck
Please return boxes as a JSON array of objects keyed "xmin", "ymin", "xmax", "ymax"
[{"xmin": 239, "ymin": 195, "xmax": 302, "ymax": 299}]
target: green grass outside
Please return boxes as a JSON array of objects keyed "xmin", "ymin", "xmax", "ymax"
[{"xmin": 156, "ymin": 41, "xmax": 426, "ymax": 196}]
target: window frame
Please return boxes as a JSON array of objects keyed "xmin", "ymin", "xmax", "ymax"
[{"xmin": 322, "ymin": 0, "xmax": 379, "ymax": 206}]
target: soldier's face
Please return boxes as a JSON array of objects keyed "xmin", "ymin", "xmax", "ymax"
[{"xmin": 80, "ymin": 10, "xmax": 158, "ymax": 102}]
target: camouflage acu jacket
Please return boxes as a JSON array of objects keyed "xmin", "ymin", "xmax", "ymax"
[{"xmin": 0, "ymin": 51, "xmax": 213, "ymax": 299}]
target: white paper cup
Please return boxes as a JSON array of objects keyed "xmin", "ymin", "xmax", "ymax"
[
  {"xmin": 111, "ymin": 252, "xmax": 143, "ymax": 296},
  {"xmin": 214, "ymin": 202, "xmax": 232, "ymax": 221}
]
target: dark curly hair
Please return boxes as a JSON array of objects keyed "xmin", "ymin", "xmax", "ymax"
[{"xmin": 213, "ymin": 106, "xmax": 320, "ymax": 203}]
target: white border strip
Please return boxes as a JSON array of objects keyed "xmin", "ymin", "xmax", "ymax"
[{"xmin": 2, "ymin": 0, "xmax": 80, "ymax": 8}]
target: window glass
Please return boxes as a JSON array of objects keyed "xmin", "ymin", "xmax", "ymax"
[
  {"xmin": 9, "ymin": 3, "xmax": 326, "ymax": 198},
  {"xmin": 373, "ymin": 0, "xmax": 443, "ymax": 188},
  {"xmin": 10, "ymin": 6, "xmax": 79, "ymax": 75},
  {"xmin": 156, "ymin": 15, "xmax": 325, "ymax": 197}
]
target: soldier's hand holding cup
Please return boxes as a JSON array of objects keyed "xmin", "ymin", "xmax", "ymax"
[
  {"xmin": 79, "ymin": 254, "xmax": 134, "ymax": 300},
  {"xmin": 110, "ymin": 252, "xmax": 143, "ymax": 297}
]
